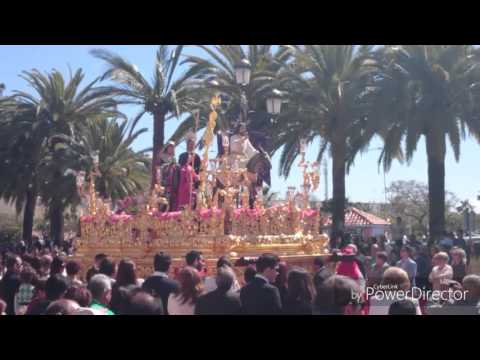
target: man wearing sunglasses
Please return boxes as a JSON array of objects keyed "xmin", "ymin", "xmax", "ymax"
[{"xmin": 240, "ymin": 253, "xmax": 282, "ymax": 315}]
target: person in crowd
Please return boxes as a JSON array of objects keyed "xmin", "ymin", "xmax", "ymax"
[
  {"xmin": 45, "ymin": 299, "xmax": 80, "ymax": 315},
  {"xmin": 368, "ymin": 267, "xmax": 422, "ymax": 315},
  {"xmin": 450, "ymin": 247, "xmax": 467, "ymax": 284},
  {"xmin": 124, "ymin": 290, "xmax": 164, "ymax": 315},
  {"xmin": 344, "ymin": 243, "xmax": 367, "ymax": 278},
  {"xmin": 396, "ymin": 246, "xmax": 417, "ymax": 287},
  {"xmin": 313, "ymin": 275, "xmax": 363, "ymax": 315},
  {"xmin": 203, "ymin": 256, "xmax": 240, "ymax": 294},
  {"xmin": 64, "ymin": 285, "xmax": 92, "ymax": 308},
  {"xmin": 0, "ymin": 299, "xmax": 6, "ymax": 315},
  {"xmin": 25, "ymin": 279, "xmax": 46, "ymax": 314},
  {"xmin": 243, "ymin": 266, "xmax": 257, "ymax": 286},
  {"xmin": 0, "ymin": 253, "xmax": 22, "ymax": 315},
  {"xmin": 366, "ymin": 251, "xmax": 389, "ymax": 288},
  {"xmin": 335, "ymin": 246, "xmax": 365, "ymax": 289},
  {"xmin": 313, "ymin": 256, "xmax": 333, "ymax": 290},
  {"xmin": 66, "ymin": 260, "xmax": 83, "ymax": 287},
  {"xmin": 195, "ymin": 266, "xmax": 242, "ymax": 315},
  {"xmin": 240, "ymin": 253, "xmax": 282, "ymax": 315},
  {"xmin": 273, "ymin": 261, "xmax": 288, "ymax": 306},
  {"xmin": 14, "ymin": 264, "xmax": 38, "ymax": 315},
  {"xmin": 313, "ymin": 256, "xmax": 325, "ymax": 273},
  {"xmin": 50, "ymin": 256, "xmax": 66, "ymax": 277},
  {"xmin": 98, "ymin": 257, "xmax": 117, "ymax": 284},
  {"xmin": 429, "ymin": 252, "xmax": 453, "ymax": 292},
  {"xmin": 142, "ymin": 252, "xmax": 179, "ymax": 315},
  {"xmin": 415, "ymin": 245, "xmax": 432, "ymax": 291},
  {"xmin": 88, "ymin": 274, "xmax": 115, "ymax": 315},
  {"xmin": 27, "ymin": 256, "xmax": 41, "ymax": 276},
  {"xmin": 391, "ymin": 217, "xmax": 406, "ymax": 249},
  {"xmin": 388, "ymin": 299, "xmax": 417, "ymax": 315},
  {"xmin": 283, "ymin": 267, "xmax": 315, "ymax": 315},
  {"xmin": 454, "ymin": 229, "xmax": 471, "ymax": 266},
  {"xmin": 368, "ymin": 243, "xmax": 379, "ymax": 268},
  {"xmin": 458, "ymin": 275, "xmax": 480, "ymax": 314},
  {"xmin": 439, "ymin": 231, "xmax": 454, "ymax": 252},
  {"xmin": 454, "ymin": 229, "xmax": 467, "ymax": 251},
  {"xmin": 26, "ymin": 274, "xmax": 69, "ymax": 315},
  {"xmin": 168, "ymin": 267, "xmax": 202, "ymax": 315},
  {"xmin": 86, "ymin": 253, "xmax": 107, "ymax": 283},
  {"xmin": 185, "ymin": 250, "xmax": 206, "ymax": 276},
  {"xmin": 110, "ymin": 258, "xmax": 139, "ymax": 314},
  {"xmin": 430, "ymin": 245, "xmax": 440, "ymax": 258},
  {"xmin": 38, "ymin": 255, "xmax": 52, "ymax": 281}
]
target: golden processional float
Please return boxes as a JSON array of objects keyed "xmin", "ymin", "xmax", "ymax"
[{"xmin": 73, "ymin": 96, "xmax": 330, "ymax": 278}]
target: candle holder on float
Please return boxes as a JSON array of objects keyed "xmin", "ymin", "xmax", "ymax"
[
  {"xmin": 197, "ymin": 94, "xmax": 221, "ymax": 210},
  {"xmin": 75, "ymin": 170, "xmax": 87, "ymax": 216},
  {"xmin": 87, "ymin": 151, "xmax": 101, "ymax": 216},
  {"xmin": 254, "ymin": 186, "xmax": 264, "ymax": 210},
  {"xmin": 298, "ymin": 139, "xmax": 320, "ymax": 210},
  {"xmin": 149, "ymin": 167, "xmax": 169, "ymax": 212}
]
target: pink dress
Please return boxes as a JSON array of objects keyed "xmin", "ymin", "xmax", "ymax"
[{"xmin": 176, "ymin": 165, "xmax": 199, "ymax": 210}]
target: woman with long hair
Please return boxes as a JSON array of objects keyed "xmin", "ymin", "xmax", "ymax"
[
  {"xmin": 168, "ymin": 267, "xmax": 202, "ymax": 315},
  {"xmin": 450, "ymin": 248, "xmax": 467, "ymax": 283},
  {"xmin": 283, "ymin": 267, "xmax": 315, "ymax": 315},
  {"xmin": 110, "ymin": 259, "xmax": 139, "ymax": 314}
]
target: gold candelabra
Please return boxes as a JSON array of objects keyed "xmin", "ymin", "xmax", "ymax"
[
  {"xmin": 197, "ymin": 95, "xmax": 221, "ymax": 210},
  {"xmin": 298, "ymin": 139, "xmax": 320, "ymax": 209},
  {"xmin": 148, "ymin": 167, "xmax": 169, "ymax": 212}
]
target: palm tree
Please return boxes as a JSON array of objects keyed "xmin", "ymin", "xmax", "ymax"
[
  {"xmin": 78, "ymin": 116, "xmax": 151, "ymax": 204},
  {"xmin": 0, "ymin": 96, "xmax": 39, "ymax": 246},
  {"xmin": 0, "ymin": 68, "xmax": 120, "ymax": 245},
  {"xmin": 170, "ymin": 45, "xmax": 292, "ymax": 151},
  {"xmin": 273, "ymin": 45, "xmax": 386, "ymax": 246},
  {"xmin": 376, "ymin": 45, "xmax": 480, "ymax": 241},
  {"xmin": 90, "ymin": 46, "xmax": 197, "ymax": 188}
]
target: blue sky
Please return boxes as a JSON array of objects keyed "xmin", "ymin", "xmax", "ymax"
[{"xmin": 1, "ymin": 45, "xmax": 479, "ymax": 209}]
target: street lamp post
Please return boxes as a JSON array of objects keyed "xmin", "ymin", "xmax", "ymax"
[
  {"xmin": 234, "ymin": 59, "xmax": 284, "ymax": 122},
  {"xmin": 232, "ymin": 58, "xmax": 284, "ymax": 206}
]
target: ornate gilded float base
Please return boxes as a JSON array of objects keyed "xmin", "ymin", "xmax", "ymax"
[{"xmin": 73, "ymin": 233, "xmax": 330, "ymax": 279}]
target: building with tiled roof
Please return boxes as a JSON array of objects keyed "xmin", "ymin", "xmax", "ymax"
[{"xmin": 323, "ymin": 207, "xmax": 391, "ymax": 239}]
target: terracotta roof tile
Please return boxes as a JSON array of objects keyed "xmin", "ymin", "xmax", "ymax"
[{"xmin": 322, "ymin": 207, "xmax": 390, "ymax": 227}]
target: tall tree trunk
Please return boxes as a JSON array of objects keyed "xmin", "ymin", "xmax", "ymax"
[
  {"xmin": 331, "ymin": 134, "xmax": 347, "ymax": 249},
  {"xmin": 50, "ymin": 204, "xmax": 64, "ymax": 246},
  {"xmin": 22, "ymin": 187, "xmax": 37, "ymax": 248},
  {"xmin": 151, "ymin": 110, "xmax": 166, "ymax": 189},
  {"xmin": 426, "ymin": 132, "xmax": 446, "ymax": 242}
]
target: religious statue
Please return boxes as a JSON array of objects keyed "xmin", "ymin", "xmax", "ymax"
[
  {"xmin": 158, "ymin": 141, "xmax": 179, "ymax": 211},
  {"xmin": 176, "ymin": 132, "xmax": 202, "ymax": 211},
  {"xmin": 178, "ymin": 132, "xmax": 201, "ymax": 175}
]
